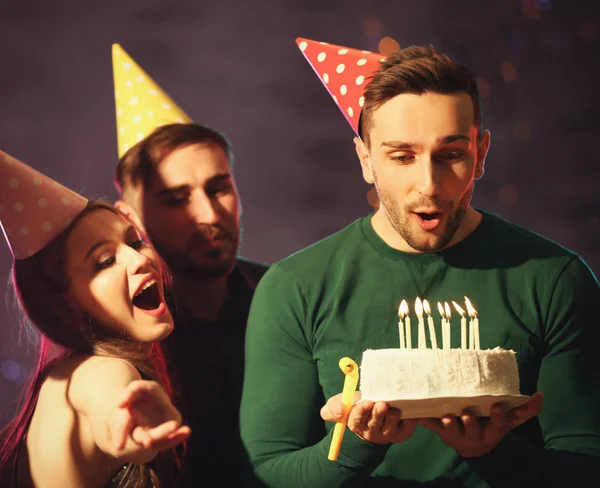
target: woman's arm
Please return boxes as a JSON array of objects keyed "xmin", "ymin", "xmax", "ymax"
[{"xmin": 68, "ymin": 356, "xmax": 189, "ymax": 464}]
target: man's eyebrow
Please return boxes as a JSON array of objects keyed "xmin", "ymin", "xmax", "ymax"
[
  {"xmin": 380, "ymin": 140, "xmax": 414, "ymax": 149},
  {"xmin": 154, "ymin": 185, "xmax": 189, "ymax": 198},
  {"xmin": 435, "ymin": 134, "xmax": 471, "ymax": 145},
  {"xmin": 380, "ymin": 134, "xmax": 471, "ymax": 149},
  {"xmin": 205, "ymin": 173, "xmax": 232, "ymax": 185}
]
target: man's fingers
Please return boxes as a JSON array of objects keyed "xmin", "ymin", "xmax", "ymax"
[
  {"xmin": 367, "ymin": 402, "xmax": 389, "ymax": 432},
  {"xmin": 353, "ymin": 392, "xmax": 363, "ymax": 402},
  {"xmin": 440, "ymin": 415, "xmax": 461, "ymax": 438},
  {"xmin": 347, "ymin": 400, "xmax": 374, "ymax": 431},
  {"xmin": 461, "ymin": 410, "xmax": 480, "ymax": 441},
  {"xmin": 320, "ymin": 397, "xmax": 344, "ymax": 422},
  {"xmin": 418, "ymin": 415, "xmax": 461, "ymax": 438},
  {"xmin": 488, "ymin": 402, "xmax": 511, "ymax": 438},
  {"xmin": 509, "ymin": 392, "xmax": 544, "ymax": 427},
  {"xmin": 321, "ymin": 392, "xmax": 363, "ymax": 422},
  {"xmin": 380, "ymin": 407, "xmax": 401, "ymax": 437},
  {"xmin": 398, "ymin": 417, "xmax": 418, "ymax": 437}
]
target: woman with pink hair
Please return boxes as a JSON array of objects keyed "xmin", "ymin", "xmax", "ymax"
[{"xmin": 0, "ymin": 150, "xmax": 189, "ymax": 487}]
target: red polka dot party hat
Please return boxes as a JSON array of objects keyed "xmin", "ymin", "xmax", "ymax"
[{"xmin": 296, "ymin": 37, "xmax": 386, "ymax": 136}]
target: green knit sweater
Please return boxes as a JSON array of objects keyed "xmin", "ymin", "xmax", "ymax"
[{"xmin": 240, "ymin": 211, "xmax": 600, "ymax": 487}]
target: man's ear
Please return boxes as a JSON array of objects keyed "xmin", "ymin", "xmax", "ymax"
[
  {"xmin": 475, "ymin": 130, "xmax": 491, "ymax": 180},
  {"xmin": 354, "ymin": 137, "xmax": 374, "ymax": 185},
  {"xmin": 114, "ymin": 200, "xmax": 145, "ymax": 231}
]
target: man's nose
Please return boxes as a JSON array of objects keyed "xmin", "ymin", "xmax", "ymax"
[
  {"xmin": 189, "ymin": 193, "xmax": 219, "ymax": 225},
  {"xmin": 416, "ymin": 157, "xmax": 442, "ymax": 197}
]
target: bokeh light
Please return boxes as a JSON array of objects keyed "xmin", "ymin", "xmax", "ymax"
[
  {"xmin": 501, "ymin": 61, "xmax": 518, "ymax": 82},
  {"xmin": 514, "ymin": 120, "xmax": 532, "ymax": 141},
  {"xmin": 580, "ymin": 21, "xmax": 598, "ymax": 42},
  {"xmin": 499, "ymin": 184, "xmax": 519, "ymax": 206},
  {"xmin": 1, "ymin": 360, "xmax": 21, "ymax": 382},
  {"xmin": 367, "ymin": 186, "xmax": 380, "ymax": 210},
  {"xmin": 476, "ymin": 77, "xmax": 491, "ymax": 98},
  {"xmin": 378, "ymin": 36, "xmax": 400, "ymax": 55},
  {"xmin": 521, "ymin": 2, "xmax": 541, "ymax": 20},
  {"xmin": 363, "ymin": 17, "xmax": 384, "ymax": 38}
]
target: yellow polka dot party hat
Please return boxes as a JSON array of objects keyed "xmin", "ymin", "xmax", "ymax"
[
  {"xmin": 0, "ymin": 151, "xmax": 88, "ymax": 260},
  {"xmin": 112, "ymin": 44, "xmax": 192, "ymax": 158}
]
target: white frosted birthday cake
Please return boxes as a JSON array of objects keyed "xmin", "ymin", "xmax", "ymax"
[
  {"xmin": 359, "ymin": 347, "xmax": 520, "ymax": 401},
  {"xmin": 356, "ymin": 298, "xmax": 526, "ymax": 416}
]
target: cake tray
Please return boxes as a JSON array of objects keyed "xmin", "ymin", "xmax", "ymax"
[{"xmin": 362, "ymin": 394, "xmax": 532, "ymax": 419}]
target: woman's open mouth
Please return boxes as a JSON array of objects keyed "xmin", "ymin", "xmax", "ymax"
[{"xmin": 133, "ymin": 279, "xmax": 166, "ymax": 317}]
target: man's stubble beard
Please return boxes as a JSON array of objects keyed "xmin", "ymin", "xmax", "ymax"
[
  {"xmin": 375, "ymin": 180, "xmax": 474, "ymax": 253},
  {"xmin": 148, "ymin": 223, "xmax": 243, "ymax": 280}
]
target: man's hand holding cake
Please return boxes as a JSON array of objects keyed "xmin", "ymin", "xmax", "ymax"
[
  {"xmin": 322, "ymin": 391, "xmax": 543, "ymax": 456},
  {"xmin": 322, "ymin": 394, "xmax": 417, "ymax": 446},
  {"xmin": 417, "ymin": 392, "xmax": 544, "ymax": 457}
]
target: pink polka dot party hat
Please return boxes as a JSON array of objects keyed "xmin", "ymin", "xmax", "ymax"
[
  {"xmin": 0, "ymin": 150, "xmax": 88, "ymax": 260},
  {"xmin": 296, "ymin": 37, "xmax": 386, "ymax": 136}
]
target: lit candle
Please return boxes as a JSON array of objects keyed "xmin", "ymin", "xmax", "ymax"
[
  {"xmin": 444, "ymin": 302, "xmax": 452, "ymax": 349},
  {"xmin": 452, "ymin": 301, "xmax": 467, "ymax": 349},
  {"xmin": 437, "ymin": 302, "xmax": 447, "ymax": 349},
  {"xmin": 474, "ymin": 314, "xmax": 480, "ymax": 349},
  {"xmin": 398, "ymin": 300, "xmax": 407, "ymax": 349},
  {"xmin": 423, "ymin": 299, "xmax": 437, "ymax": 349},
  {"xmin": 328, "ymin": 357, "xmax": 359, "ymax": 461},
  {"xmin": 404, "ymin": 300, "xmax": 412, "ymax": 349},
  {"xmin": 464, "ymin": 297, "xmax": 479, "ymax": 349},
  {"xmin": 415, "ymin": 297, "xmax": 426, "ymax": 349}
]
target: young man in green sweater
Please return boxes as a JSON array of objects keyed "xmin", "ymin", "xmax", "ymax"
[{"xmin": 240, "ymin": 38, "xmax": 600, "ymax": 487}]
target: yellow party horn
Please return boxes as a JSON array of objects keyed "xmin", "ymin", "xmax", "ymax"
[{"xmin": 328, "ymin": 357, "xmax": 359, "ymax": 461}]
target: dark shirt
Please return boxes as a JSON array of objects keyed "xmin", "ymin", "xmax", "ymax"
[{"xmin": 163, "ymin": 257, "xmax": 268, "ymax": 487}]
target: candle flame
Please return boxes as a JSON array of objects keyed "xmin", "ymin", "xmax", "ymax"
[
  {"xmin": 398, "ymin": 299, "xmax": 408, "ymax": 317},
  {"xmin": 444, "ymin": 302, "xmax": 451, "ymax": 318},
  {"xmin": 437, "ymin": 302, "xmax": 445, "ymax": 318},
  {"xmin": 464, "ymin": 296, "xmax": 477, "ymax": 317},
  {"xmin": 415, "ymin": 297, "xmax": 423, "ymax": 317},
  {"xmin": 423, "ymin": 299, "xmax": 431, "ymax": 316},
  {"xmin": 452, "ymin": 301, "xmax": 465, "ymax": 316}
]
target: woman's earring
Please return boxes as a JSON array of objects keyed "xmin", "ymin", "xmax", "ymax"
[{"xmin": 81, "ymin": 314, "xmax": 96, "ymax": 340}]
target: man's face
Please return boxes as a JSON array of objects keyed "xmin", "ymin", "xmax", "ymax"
[
  {"xmin": 358, "ymin": 91, "xmax": 490, "ymax": 253},
  {"xmin": 133, "ymin": 143, "xmax": 241, "ymax": 279}
]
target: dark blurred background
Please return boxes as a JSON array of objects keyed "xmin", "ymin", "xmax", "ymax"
[{"xmin": 1, "ymin": 0, "xmax": 599, "ymax": 428}]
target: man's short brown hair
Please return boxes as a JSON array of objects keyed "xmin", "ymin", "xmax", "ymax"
[
  {"xmin": 114, "ymin": 123, "xmax": 233, "ymax": 194},
  {"xmin": 359, "ymin": 46, "xmax": 482, "ymax": 146}
]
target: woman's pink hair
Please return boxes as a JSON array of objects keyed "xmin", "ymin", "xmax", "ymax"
[{"xmin": 0, "ymin": 201, "xmax": 179, "ymax": 487}]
